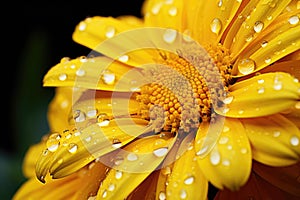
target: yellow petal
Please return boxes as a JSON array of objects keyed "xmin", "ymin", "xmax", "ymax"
[
  {"xmin": 143, "ymin": 0, "xmax": 184, "ymax": 30},
  {"xmin": 47, "ymin": 87, "xmax": 73, "ymax": 132},
  {"xmin": 165, "ymin": 147, "xmax": 208, "ymax": 200},
  {"xmin": 36, "ymin": 118, "xmax": 149, "ymax": 181},
  {"xmin": 215, "ymin": 72, "xmax": 300, "ymax": 118},
  {"xmin": 22, "ymin": 141, "xmax": 47, "ymax": 178},
  {"xmin": 232, "ymin": 10, "xmax": 300, "ymax": 76},
  {"xmin": 241, "ymin": 114, "xmax": 300, "ymax": 166},
  {"xmin": 282, "ymin": 101, "xmax": 300, "ymax": 128},
  {"xmin": 95, "ymin": 134, "xmax": 177, "ymax": 199},
  {"xmin": 72, "ymin": 16, "xmax": 158, "ymax": 67},
  {"xmin": 43, "ymin": 56, "xmax": 147, "ymax": 92},
  {"xmin": 196, "ymin": 118, "xmax": 252, "ymax": 191},
  {"xmin": 224, "ymin": 0, "xmax": 291, "ymax": 60},
  {"xmin": 189, "ymin": 0, "xmax": 243, "ymax": 46}
]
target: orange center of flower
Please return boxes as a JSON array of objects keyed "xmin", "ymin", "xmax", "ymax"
[{"xmin": 136, "ymin": 44, "xmax": 232, "ymax": 134}]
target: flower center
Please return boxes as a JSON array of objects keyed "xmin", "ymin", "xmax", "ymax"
[{"xmin": 136, "ymin": 44, "xmax": 232, "ymax": 134}]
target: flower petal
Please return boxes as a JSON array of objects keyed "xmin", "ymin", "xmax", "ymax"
[
  {"xmin": 143, "ymin": 0, "xmax": 184, "ymax": 30},
  {"xmin": 224, "ymin": 0, "xmax": 291, "ymax": 60},
  {"xmin": 165, "ymin": 147, "xmax": 208, "ymax": 200},
  {"xmin": 253, "ymin": 160, "xmax": 300, "ymax": 197},
  {"xmin": 36, "ymin": 118, "xmax": 149, "ymax": 182},
  {"xmin": 72, "ymin": 16, "xmax": 158, "ymax": 67},
  {"xmin": 232, "ymin": 9, "xmax": 300, "ymax": 76},
  {"xmin": 282, "ymin": 101, "xmax": 300, "ymax": 128},
  {"xmin": 47, "ymin": 87, "xmax": 73, "ymax": 132},
  {"xmin": 189, "ymin": 0, "xmax": 243, "ymax": 46},
  {"xmin": 95, "ymin": 134, "xmax": 177, "ymax": 199},
  {"xmin": 215, "ymin": 170, "xmax": 300, "ymax": 200},
  {"xmin": 215, "ymin": 72, "xmax": 300, "ymax": 118},
  {"xmin": 241, "ymin": 114, "xmax": 300, "ymax": 166},
  {"xmin": 196, "ymin": 118, "xmax": 252, "ymax": 191},
  {"xmin": 43, "ymin": 56, "xmax": 147, "ymax": 92}
]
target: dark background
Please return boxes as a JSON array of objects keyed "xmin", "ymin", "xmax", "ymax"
[{"xmin": 2, "ymin": 1, "xmax": 144, "ymax": 199}]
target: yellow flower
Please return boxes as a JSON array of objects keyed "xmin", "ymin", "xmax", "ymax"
[{"xmin": 14, "ymin": 0, "xmax": 300, "ymax": 199}]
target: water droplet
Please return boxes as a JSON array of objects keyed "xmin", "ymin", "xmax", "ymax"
[
  {"xmin": 78, "ymin": 21, "xmax": 87, "ymax": 31},
  {"xmin": 101, "ymin": 70, "xmax": 115, "ymax": 85},
  {"xmin": 183, "ymin": 29, "xmax": 193, "ymax": 42},
  {"xmin": 223, "ymin": 96, "xmax": 234, "ymax": 104},
  {"xmin": 257, "ymin": 87, "xmax": 265, "ymax": 94},
  {"xmin": 87, "ymin": 109, "xmax": 97, "ymax": 118},
  {"xmin": 163, "ymin": 29, "xmax": 177, "ymax": 43},
  {"xmin": 46, "ymin": 139, "xmax": 60, "ymax": 152},
  {"xmin": 217, "ymin": 0, "xmax": 223, "ymax": 7},
  {"xmin": 114, "ymin": 156, "xmax": 124, "ymax": 165},
  {"xmin": 85, "ymin": 136, "xmax": 92, "ymax": 142},
  {"xmin": 159, "ymin": 192, "xmax": 166, "ymax": 200},
  {"xmin": 79, "ymin": 56, "xmax": 88, "ymax": 63},
  {"xmin": 273, "ymin": 81, "xmax": 282, "ymax": 90},
  {"xmin": 267, "ymin": 15, "xmax": 273, "ymax": 21},
  {"xmin": 261, "ymin": 41, "xmax": 268, "ymax": 48},
  {"xmin": 153, "ymin": 147, "xmax": 168, "ymax": 157},
  {"xmin": 76, "ymin": 69, "xmax": 86, "ymax": 77},
  {"xmin": 127, "ymin": 153, "xmax": 138, "ymax": 161},
  {"xmin": 210, "ymin": 18, "xmax": 222, "ymax": 34},
  {"xmin": 238, "ymin": 110, "xmax": 244, "ymax": 115},
  {"xmin": 210, "ymin": 151, "xmax": 221, "ymax": 165},
  {"xmin": 273, "ymin": 131, "xmax": 281, "ymax": 137},
  {"xmin": 118, "ymin": 55, "xmax": 129, "ymax": 62},
  {"xmin": 257, "ymin": 79, "xmax": 264, "ymax": 84},
  {"xmin": 68, "ymin": 143, "xmax": 78, "ymax": 153},
  {"xmin": 238, "ymin": 58, "xmax": 255, "ymax": 75},
  {"xmin": 74, "ymin": 110, "xmax": 86, "ymax": 122},
  {"xmin": 184, "ymin": 176, "xmax": 194, "ymax": 185},
  {"xmin": 115, "ymin": 170, "xmax": 123, "ymax": 179},
  {"xmin": 290, "ymin": 136, "xmax": 299, "ymax": 146},
  {"xmin": 105, "ymin": 26, "xmax": 115, "ymax": 38},
  {"xmin": 289, "ymin": 15, "xmax": 299, "ymax": 25},
  {"xmin": 222, "ymin": 107, "xmax": 230, "ymax": 114},
  {"xmin": 102, "ymin": 190, "xmax": 107, "ymax": 198},
  {"xmin": 254, "ymin": 21, "xmax": 264, "ymax": 33},
  {"xmin": 265, "ymin": 57, "xmax": 272, "ymax": 64},
  {"xmin": 180, "ymin": 190, "xmax": 187, "ymax": 199},
  {"xmin": 97, "ymin": 113, "xmax": 110, "ymax": 126},
  {"xmin": 108, "ymin": 184, "xmax": 115, "ymax": 191},
  {"xmin": 240, "ymin": 148, "xmax": 248, "ymax": 154},
  {"xmin": 58, "ymin": 73, "xmax": 67, "ymax": 81},
  {"xmin": 168, "ymin": 6, "xmax": 177, "ymax": 16},
  {"xmin": 151, "ymin": 3, "xmax": 162, "ymax": 15},
  {"xmin": 221, "ymin": 158, "xmax": 230, "ymax": 166},
  {"xmin": 196, "ymin": 145, "xmax": 208, "ymax": 156},
  {"xmin": 227, "ymin": 145, "xmax": 233, "ymax": 150},
  {"xmin": 219, "ymin": 136, "xmax": 229, "ymax": 144}
]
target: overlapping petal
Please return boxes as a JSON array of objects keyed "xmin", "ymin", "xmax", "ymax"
[
  {"xmin": 196, "ymin": 118, "xmax": 252, "ymax": 191},
  {"xmin": 241, "ymin": 114, "xmax": 300, "ymax": 166},
  {"xmin": 215, "ymin": 72, "xmax": 300, "ymax": 118}
]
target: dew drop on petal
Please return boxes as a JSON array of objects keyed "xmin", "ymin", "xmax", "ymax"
[
  {"xmin": 102, "ymin": 190, "xmax": 107, "ymax": 198},
  {"xmin": 273, "ymin": 131, "xmax": 281, "ymax": 137},
  {"xmin": 127, "ymin": 153, "xmax": 138, "ymax": 161},
  {"xmin": 257, "ymin": 87, "xmax": 265, "ymax": 94},
  {"xmin": 159, "ymin": 192, "xmax": 166, "ymax": 200},
  {"xmin": 222, "ymin": 159, "xmax": 230, "ymax": 166},
  {"xmin": 74, "ymin": 110, "xmax": 86, "ymax": 122},
  {"xmin": 219, "ymin": 136, "xmax": 229, "ymax": 144},
  {"xmin": 261, "ymin": 40, "xmax": 268, "ymax": 48},
  {"xmin": 46, "ymin": 139, "xmax": 60, "ymax": 152},
  {"xmin": 265, "ymin": 57, "xmax": 272, "ymax": 64},
  {"xmin": 184, "ymin": 176, "xmax": 194, "ymax": 185},
  {"xmin": 254, "ymin": 21, "xmax": 264, "ymax": 33},
  {"xmin": 238, "ymin": 58, "xmax": 255, "ymax": 75},
  {"xmin": 288, "ymin": 15, "xmax": 299, "ymax": 25},
  {"xmin": 108, "ymin": 184, "xmax": 115, "ymax": 191},
  {"xmin": 151, "ymin": 3, "xmax": 162, "ymax": 15},
  {"xmin": 105, "ymin": 26, "xmax": 115, "ymax": 38},
  {"xmin": 240, "ymin": 148, "xmax": 248, "ymax": 154},
  {"xmin": 223, "ymin": 96, "xmax": 234, "ymax": 104},
  {"xmin": 78, "ymin": 21, "xmax": 87, "ymax": 31},
  {"xmin": 58, "ymin": 73, "xmax": 67, "ymax": 81},
  {"xmin": 153, "ymin": 147, "xmax": 168, "ymax": 157},
  {"xmin": 273, "ymin": 81, "xmax": 282, "ymax": 90},
  {"xmin": 86, "ymin": 109, "xmax": 97, "ymax": 118},
  {"xmin": 210, "ymin": 151, "xmax": 221, "ymax": 165},
  {"xmin": 168, "ymin": 6, "xmax": 177, "ymax": 16},
  {"xmin": 257, "ymin": 79, "xmax": 264, "ymax": 84},
  {"xmin": 68, "ymin": 143, "xmax": 78, "ymax": 154},
  {"xmin": 179, "ymin": 190, "xmax": 187, "ymax": 199},
  {"xmin": 115, "ymin": 170, "xmax": 123, "ymax": 179},
  {"xmin": 210, "ymin": 18, "xmax": 222, "ymax": 34},
  {"xmin": 163, "ymin": 29, "xmax": 177, "ymax": 43},
  {"xmin": 101, "ymin": 70, "xmax": 116, "ymax": 85},
  {"xmin": 118, "ymin": 55, "xmax": 129, "ymax": 62},
  {"xmin": 290, "ymin": 136, "xmax": 299, "ymax": 146},
  {"xmin": 76, "ymin": 69, "xmax": 86, "ymax": 77}
]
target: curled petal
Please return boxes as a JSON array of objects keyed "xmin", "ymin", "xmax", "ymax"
[
  {"xmin": 36, "ymin": 118, "xmax": 149, "ymax": 182},
  {"xmin": 196, "ymin": 118, "xmax": 252, "ymax": 191},
  {"xmin": 96, "ymin": 134, "xmax": 177, "ymax": 199},
  {"xmin": 215, "ymin": 72, "xmax": 300, "ymax": 118},
  {"xmin": 241, "ymin": 114, "xmax": 300, "ymax": 166}
]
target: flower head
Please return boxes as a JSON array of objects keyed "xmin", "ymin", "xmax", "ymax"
[{"xmin": 14, "ymin": 0, "xmax": 300, "ymax": 199}]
